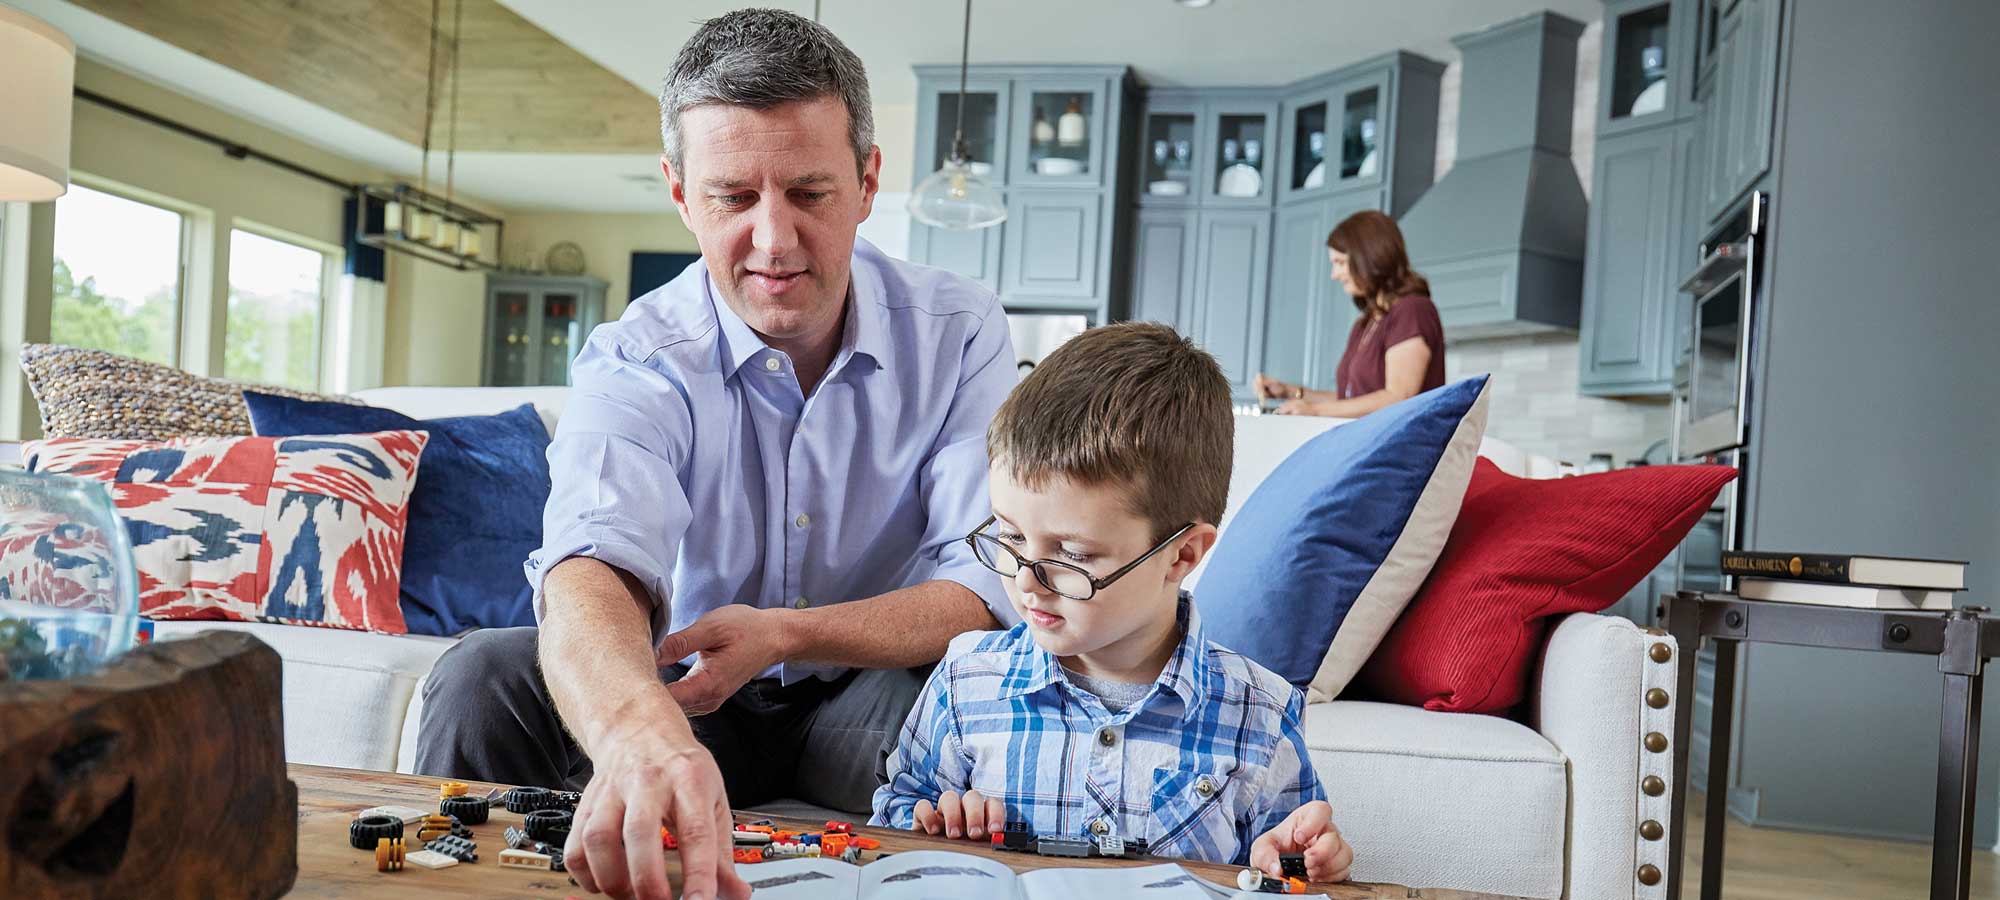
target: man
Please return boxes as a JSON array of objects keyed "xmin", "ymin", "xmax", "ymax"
[{"xmin": 412, "ymin": 10, "xmax": 1015, "ymax": 900}]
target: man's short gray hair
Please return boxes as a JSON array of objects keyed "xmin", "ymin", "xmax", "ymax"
[{"xmin": 660, "ymin": 8, "xmax": 875, "ymax": 177}]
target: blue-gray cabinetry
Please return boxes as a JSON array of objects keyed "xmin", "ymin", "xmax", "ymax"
[
  {"xmin": 1695, "ymin": 0, "xmax": 1782, "ymax": 224},
  {"xmin": 1579, "ymin": 0, "xmax": 1702, "ymax": 396},
  {"xmin": 908, "ymin": 65, "xmax": 1134, "ymax": 323},
  {"xmin": 1125, "ymin": 53, "xmax": 1441, "ymax": 399}
]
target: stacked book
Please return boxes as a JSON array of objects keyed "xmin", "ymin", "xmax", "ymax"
[{"xmin": 1724, "ymin": 551, "xmax": 1968, "ymax": 611}]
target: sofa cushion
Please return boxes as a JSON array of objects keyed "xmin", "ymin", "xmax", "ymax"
[
  {"xmin": 1363, "ymin": 457, "xmax": 1737, "ymax": 714},
  {"xmin": 1303, "ymin": 700, "xmax": 1566, "ymax": 899},
  {"xmin": 351, "ymin": 385, "xmax": 572, "ymax": 438},
  {"xmin": 1194, "ymin": 376, "xmax": 1490, "ymax": 701},
  {"xmin": 151, "ymin": 619, "xmax": 457, "ymax": 771},
  {"xmin": 245, "ymin": 392, "xmax": 552, "ymax": 637},
  {"xmin": 24, "ymin": 431, "xmax": 428, "ymax": 633},
  {"xmin": 19, "ymin": 343, "xmax": 363, "ymax": 440}
]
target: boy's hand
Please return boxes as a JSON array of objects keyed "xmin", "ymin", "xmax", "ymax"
[
  {"xmin": 1249, "ymin": 800, "xmax": 1352, "ymax": 883},
  {"xmin": 910, "ymin": 790, "xmax": 1007, "ymax": 841}
]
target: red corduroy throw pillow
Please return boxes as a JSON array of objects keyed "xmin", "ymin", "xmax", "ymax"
[{"xmin": 1361, "ymin": 458, "xmax": 1737, "ymax": 714}]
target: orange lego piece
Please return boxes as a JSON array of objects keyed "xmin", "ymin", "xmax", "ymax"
[
  {"xmin": 772, "ymin": 830, "xmax": 799, "ymax": 842},
  {"xmin": 821, "ymin": 833, "xmax": 849, "ymax": 857},
  {"xmin": 733, "ymin": 847, "xmax": 764, "ymax": 864},
  {"xmin": 740, "ymin": 824, "xmax": 774, "ymax": 834},
  {"xmin": 660, "ymin": 826, "xmax": 678, "ymax": 850},
  {"xmin": 438, "ymin": 781, "xmax": 470, "ymax": 800},
  {"xmin": 849, "ymin": 836, "xmax": 881, "ymax": 851},
  {"xmin": 1284, "ymin": 876, "xmax": 1308, "ymax": 894},
  {"xmin": 375, "ymin": 837, "xmax": 405, "ymax": 872}
]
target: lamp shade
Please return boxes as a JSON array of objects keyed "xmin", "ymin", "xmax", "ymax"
[{"xmin": 0, "ymin": 6, "xmax": 76, "ymax": 202}]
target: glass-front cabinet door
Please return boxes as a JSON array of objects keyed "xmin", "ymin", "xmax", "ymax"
[
  {"xmin": 1600, "ymin": 0, "xmax": 1681, "ymax": 134},
  {"xmin": 1283, "ymin": 96, "xmax": 1331, "ymax": 197},
  {"xmin": 486, "ymin": 289, "xmax": 532, "ymax": 386},
  {"xmin": 1204, "ymin": 102, "xmax": 1277, "ymax": 205},
  {"xmin": 1012, "ymin": 81, "xmax": 1107, "ymax": 186},
  {"xmin": 920, "ymin": 79, "xmax": 1010, "ymax": 185},
  {"xmin": 539, "ymin": 291, "xmax": 581, "ymax": 385},
  {"xmin": 1137, "ymin": 108, "xmax": 1199, "ymax": 203},
  {"xmin": 1335, "ymin": 76, "xmax": 1386, "ymax": 187}
]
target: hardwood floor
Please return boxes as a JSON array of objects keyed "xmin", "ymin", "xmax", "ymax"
[{"xmin": 1683, "ymin": 791, "xmax": 2000, "ymax": 898}]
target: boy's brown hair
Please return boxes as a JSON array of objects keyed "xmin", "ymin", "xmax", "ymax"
[{"xmin": 987, "ymin": 322, "xmax": 1233, "ymax": 539}]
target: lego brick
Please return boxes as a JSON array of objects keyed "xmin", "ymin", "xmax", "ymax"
[
  {"xmin": 357, "ymin": 805, "xmax": 430, "ymax": 826},
  {"xmin": 1096, "ymin": 835, "xmax": 1124, "ymax": 858},
  {"xmin": 375, "ymin": 837, "xmax": 405, "ymax": 872},
  {"xmin": 1279, "ymin": 853, "xmax": 1307, "ymax": 879},
  {"xmin": 405, "ymin": 850, "xmax": 459, "ymax": 870},
  {"xmin": 506, "ymin": 825, "xmax": 533, "ymax": 850},
  {"xmin": 824, "ymin": 820, "xmax": 853, "ymax": 834},
  {"xmin": 732, "ymin": 830, "xmax": 771, "ymax": 845},
  {"xmin": 734, "ymin": 847, "xmax": 765, "ymax": 865},
  {"xmin": 500, "ymin": 848, "xmax": 553, "ymax": 870},
  {"xmin": 1033, "ymin": 837, "xmax": 1093, "ymax": 858},
  {"xmin": 438, "ymin": 780, "xmax": 470, "ymax": 800},
  {"xmin": 425, "ymin": 834, "xmax": 478, "ymax": 863},
  {"xmin": 850, "ymin": 836, "xmax": 881, "ymax": 851}
]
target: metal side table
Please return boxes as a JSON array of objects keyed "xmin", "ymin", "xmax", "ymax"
[{"xmin": 1663, "ymin": 591, "xmax": 1995, "ymax": 900}]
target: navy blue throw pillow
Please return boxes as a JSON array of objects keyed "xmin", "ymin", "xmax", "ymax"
[{"xmin": 244, "ymin": 392, "xmax": 551, "ymax": 636}]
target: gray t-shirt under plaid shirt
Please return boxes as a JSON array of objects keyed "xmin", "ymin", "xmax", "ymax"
[{"xmin": 1063, "ymin": 668, "xmax": 1154, "ymax": 712}]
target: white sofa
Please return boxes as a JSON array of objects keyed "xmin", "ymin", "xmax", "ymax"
[{"xmin": 150, "ymin": 385, "xmax": 1679, "ymax": 899}]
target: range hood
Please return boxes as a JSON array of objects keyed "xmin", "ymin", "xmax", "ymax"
[{"xmin": 1398, "ymin": 12, "xmax": 1589, "ymax": 339}]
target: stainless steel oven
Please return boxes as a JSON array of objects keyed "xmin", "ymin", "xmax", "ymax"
[{"xmin": 1677, "ymin": 190, "xmax": 1767, "ymax": 457}]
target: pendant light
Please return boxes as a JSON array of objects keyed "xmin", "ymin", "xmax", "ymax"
[{"xmin": 906, "ymin": 0, "xmax": 1005, "ymax": 230}]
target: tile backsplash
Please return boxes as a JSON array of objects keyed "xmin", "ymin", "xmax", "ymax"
[{"xmin": 1446, "ymin": 332, "xmax": 1673, "ymax": 467}]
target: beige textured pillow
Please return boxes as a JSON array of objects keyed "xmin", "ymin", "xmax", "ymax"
[{"xmin": 20, "ymin": 343, "xmax": 364, "ymax": 440}]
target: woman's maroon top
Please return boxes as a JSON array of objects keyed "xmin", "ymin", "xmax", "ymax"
[{"xmin": 1333, "ymin": 294, "xmax": 1446, "ymax": 399}]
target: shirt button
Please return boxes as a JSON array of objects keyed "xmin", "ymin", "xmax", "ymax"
[
  {"xmin": 1088, "ymin": 819, "xmax": 1109, "ymax": 835},
  {"xmin": 1195, "ymin": 776, "xmax": 1218, "ymax": 798},
  {"xmin": 1097, "ymin": 729, "xmax": 1116, "ymax": 748},
  {"xmin": 764, "ymin": 357, "xmax": 781, "ymax": 372},
  {"xmin": 794, "ymin": 513, "xmax": 811, "ymax": 528},
  {"xmin": 793, "ymin": 596, "xmax": 811, "ymax": 609}
]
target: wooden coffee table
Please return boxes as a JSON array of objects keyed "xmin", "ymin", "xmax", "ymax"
[{"xmin": 289, "ymin": 764, "xmax": 1523, "ymax": 898}]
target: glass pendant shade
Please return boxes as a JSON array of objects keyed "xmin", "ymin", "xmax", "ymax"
[{"xmin": 907, "ymin": 155, "xmax": 1006, "ymax": 230}]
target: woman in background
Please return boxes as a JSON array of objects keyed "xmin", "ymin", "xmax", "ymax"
[{"xmin": 1253, "ymin": 210, "xmax": 1445, "ymax": 416}]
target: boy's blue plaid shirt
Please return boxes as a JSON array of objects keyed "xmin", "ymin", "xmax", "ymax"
[{"xmin": 870, "ymin": 598, "xmax": 1325, "ymax": 865}]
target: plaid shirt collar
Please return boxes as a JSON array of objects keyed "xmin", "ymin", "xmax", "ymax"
[{"xmin": 995, "ymin": 594, "xmax": 1213, "ymax": 723}]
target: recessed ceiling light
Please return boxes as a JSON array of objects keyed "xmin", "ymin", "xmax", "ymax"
[{"xmin": 1176, "ymin": 0, "xmax": 1215, "ymax": 7}]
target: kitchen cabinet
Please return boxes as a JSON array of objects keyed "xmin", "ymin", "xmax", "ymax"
[
  {"xmin": 1130, "ymin": 208, "xmax": 1197, "ymax": 326},
  {"xmin": 482, "ymin": 274, "xmax": 607, "ymax": 387},
  {"xmin": 1699, "ymin": 0, "xmax": 1782, "ymax": 223},
  {"xmin": 1580, "ymin": 125, "xmax": 1685, "ymax": 395},
  {"xmin": 1598, "ymin": 0, "xmax": 1695, "ymax": 137},
  {"xmin": 1002, "ymin": 191, "xmax": 1102, "ymax": 302},
  {"xmin": 1126, "ymin": 52, "xmax": 1439, "ymax": 399},
  {"xmin": 909, "ymin": 65, "xmax": 1134, "ymax": 323},
  {"xmin": 1188, "ymin": 210, "xmax": 1272, "ymax": 397}
]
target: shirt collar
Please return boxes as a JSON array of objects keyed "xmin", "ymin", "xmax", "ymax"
[
  {"xmin": 998, "ymin": 594, "xmax": 1213, "ymax": 723},
  {"xmin": 707, "ymin": 245, "xmax": 890, "ymax": 381}
]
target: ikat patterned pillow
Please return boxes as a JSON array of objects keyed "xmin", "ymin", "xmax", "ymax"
[{"xmin": 20, "ymin": 431, "xmax": 428, "ymax": 633}]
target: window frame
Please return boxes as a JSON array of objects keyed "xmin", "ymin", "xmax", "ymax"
[
  {"xmin": 224, "ymin": 219, "xmax": 343, "ymax": 391},
  {"xmin": 52, "ymin": 175, "xmax": 198, "ymax": 368}
]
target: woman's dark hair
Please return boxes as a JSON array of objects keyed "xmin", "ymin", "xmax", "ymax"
[{"xmin": 1327, "ymin": 210, "xmax": 1430, "ymax": 317}]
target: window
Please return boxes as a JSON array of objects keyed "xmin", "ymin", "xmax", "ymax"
[
  {"xmin": 225, "ymin": 228, "xmax": 330, "ymax": 390},
  {"xmin": 50, "ymin": 183, "xmax": 186, "ymax": 365}
]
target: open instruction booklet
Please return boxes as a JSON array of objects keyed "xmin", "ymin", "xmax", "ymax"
[{"xmin": 741, "ymin": 849, "xmax": 1268, "ymax": 899}]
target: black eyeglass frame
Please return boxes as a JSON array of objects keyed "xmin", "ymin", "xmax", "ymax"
[{"xmin": 964, "ymin": 515, "xmax": 1197, "ymax": 601}]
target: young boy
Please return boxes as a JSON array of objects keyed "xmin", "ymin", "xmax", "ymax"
[{"xmin": 870, "ymin": 322, "xmax": 1352, "ymax": 884}]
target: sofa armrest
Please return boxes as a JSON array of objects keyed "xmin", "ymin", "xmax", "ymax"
[{"xmin": 1531, "ymin": 613, "xmax": 1678, "ymax": 900}]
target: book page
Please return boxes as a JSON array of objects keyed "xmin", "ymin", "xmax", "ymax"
[
  {"xmin": 1018, "ymin": 862, "xmax": 1225, "ymax": 900},
  {"xmin": 741, "ymin": 857, "xmax": 860, "ymax": 899},
  {"xmin": 857, "ymin": 849, "xmax": 1018, "ymax": 900}
]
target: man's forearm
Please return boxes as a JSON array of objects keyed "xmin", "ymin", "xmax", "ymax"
[
  {"xmin": 539, "ymin": 556, "xmax": 691, "ymax": 756},
  {"xmin": 778, "ymin": 580, "xmax": 1000, "ymax": 669}
]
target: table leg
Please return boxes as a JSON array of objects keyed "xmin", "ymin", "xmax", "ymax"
[
  {"xmin": 1932, "ymin": 669, "xmax": 1983, "ymax": 900},
  {"xmin": 1665, "ymin": 594, "xmax": 1702, "ymax": 900},
  {"xmin": 1699, "ymin": 639, "xmax": 1738, "ymax": 900}
]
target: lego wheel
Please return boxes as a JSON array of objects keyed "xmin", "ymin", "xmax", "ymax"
[
  {"xmin": 441, "ymin": 794, "xmax": 489, "ymax": 824},
  {"xmin": 504, "ymin": 786, "xmax": 555, "ymax": 813},
  {"xmin": 349, "ymin": 814, "xmax": 404, "ymax": 850},
  {"xmin": 524, "ymin": 808, "xmax": 574, "ymax": 843}
]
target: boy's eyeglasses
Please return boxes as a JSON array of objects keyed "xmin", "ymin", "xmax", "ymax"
[{"xmin": 965, "ymin": 516, "xmax": 1197, "ymax": 601}]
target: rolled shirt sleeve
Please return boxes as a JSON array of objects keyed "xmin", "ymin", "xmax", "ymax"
[
  {"xmin": 524, "ymin": 330, "xmax": 695, "ymax": 640},
  {"xmin": 917, "ymin": 297, "xmax": 1019, "ymax": 627}
]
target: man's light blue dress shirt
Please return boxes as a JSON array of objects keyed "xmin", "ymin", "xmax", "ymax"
[{"xmin": 525, "ymin": 239, "xmax": 1018, "ymax": 683}]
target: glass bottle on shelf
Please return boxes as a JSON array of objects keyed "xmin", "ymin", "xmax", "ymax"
[
  {"xmin": 1032, "ymin": 108, "xmax": 1056, "ymax": 145},
  {"xmin": 1057, "ymin": 96, "xmax": 1088, "ymax": 145}
]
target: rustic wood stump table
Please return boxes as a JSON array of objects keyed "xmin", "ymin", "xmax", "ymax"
[{"xmin": 289, "ymin": 764, "xmax": 1526, "ymax": 899}]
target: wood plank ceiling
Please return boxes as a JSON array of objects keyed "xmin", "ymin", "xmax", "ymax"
[{"xmin": 64, "ymin": 0, "xmax": 661, "ymax": 154}]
